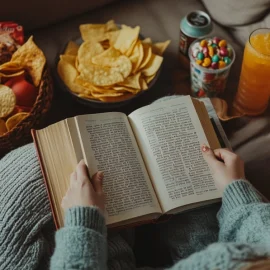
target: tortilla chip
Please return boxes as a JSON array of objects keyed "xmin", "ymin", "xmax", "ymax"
[
  {"xmin": 142, "ymin": 54, "xmax": 163, "ymax": 77},
  {"xmin": 64, "ymin": 41, "xmax": 79, "ymax": 56},
  {"xmin": 11, "ymin": 36, "xmax": 46, "ymax": 86}
]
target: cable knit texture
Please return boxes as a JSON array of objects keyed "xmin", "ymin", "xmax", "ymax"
[
  {"xmin": 50, "ymin": 180, "xmax": 270, "ymax": 270},
  {"xmin": 50, "ymin": 207, "xmax": 107, "ymax": 270},
  {"xmin": 65, "ymin": 206, "xmax": 106, "ymax": 235},
  {"xmin": 0, "ymin": 143, "xmax": 54, "ymax": 270}
]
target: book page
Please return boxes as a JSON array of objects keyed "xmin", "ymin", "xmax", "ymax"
[
  {"xmin": 75, "ymin": 112, "xmax": 162, "ymax": 225},
  {"xmin": 128, "ymin": 96, "xmax": 222, "ymax": 213},
  {"xmin": 35, "ymin": 120, "xmax": 81, "ymax": 228}
]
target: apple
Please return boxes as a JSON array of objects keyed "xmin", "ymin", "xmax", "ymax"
[
  {"xmin": 5, "ymin": 76, "xmax": 38, "ymax": 107},
  {"xmin": 4, "ymin": 74, "xmax": 25, "ymax": 88}
]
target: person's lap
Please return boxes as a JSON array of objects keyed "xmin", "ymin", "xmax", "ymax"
[
  {"xmin": 0, "ymin": 143, "xmax": 220, "ymax": 269},
  {"xmin": 134, "ymin": 204, "xmax": 220, "ymax": 268}
]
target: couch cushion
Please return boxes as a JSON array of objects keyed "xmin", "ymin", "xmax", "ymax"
[
  {"xmin": 202, "ymin": 0, "xmax": 270, "ymax": 26},
  {"xmin": 0, "ymin": 0, "xmax": 116, "ymax": 30},
  {"xmin": 230, "ymin": 14, "xmax": 270, "ymax": 46}
]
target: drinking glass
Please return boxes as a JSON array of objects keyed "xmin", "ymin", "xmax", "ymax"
[{"xmin": 233, "ymin": 28, "xmax": 270, "ymax": 115}]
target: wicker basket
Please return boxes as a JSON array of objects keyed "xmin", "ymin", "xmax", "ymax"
[{"xmin": 0, "ymin": 65, "xmax": 53, "ymax": 158}]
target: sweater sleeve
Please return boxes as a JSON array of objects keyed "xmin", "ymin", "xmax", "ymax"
[
  {"xmin": 50, "ymin": 206, "xmax": 107, "ymax": 270},
  {"xmin": 217, "ymin": 180, "xmax": 270, "ymax": 244}
]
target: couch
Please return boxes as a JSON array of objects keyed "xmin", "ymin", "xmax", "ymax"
[{"xmin": 1, "ymin": 0, "xmax": 270, "ymax": 198}]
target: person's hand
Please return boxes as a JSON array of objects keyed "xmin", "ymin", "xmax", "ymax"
[
  {"xmin": 202, "ymin": 145, "xmax": 245, "ymax": 192},
  {"xmin": 61, "ymin": 160, "xmax": 105, "ymax": 214}
]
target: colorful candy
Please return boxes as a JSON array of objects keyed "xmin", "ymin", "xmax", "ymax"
[
  {"xmin": 208, "ymin": 46, "xmax": 214, "ymax": 57},
  {"xmin": 211, "ymin": 62, "xmax": 219, "ymax": 69},
  {"xmin": 224, "ymin": 57, "xmax": 231, "ymax": 65},
  {"xmin": 212, "ymin": 55, "xmax": 219, "ymax": 62},
  {"xmin": 227, "ymin": 47, "xmax": 233, "ymax": 57},
  {"xmin": 191, "ymin": 37, "xmax": 233, "ymax": 69},
  {"xmin": 219, "ymin": 47, "xmax": 228, "ymax": 57},
  {"xmin": 197, "ymin": 52, "xmax": 204, "ymax": 60},
  {"xmin": 218, "ymin": 39, "xmax": 227, "ymax": 47},
  {"xmin": 212, "ymin": 37, "xmax": 220, "ymax": 45},
  {"xmin": 202, "ymin": 47, "xmax": 209, "ymax": 57},
  {"xmin": 202, "ymin": 57, "xmax": 211, "ymax": 67},
  {"xmin": 200, "ymin": 39, "xmax": 208, "ymax": 47},
  {"xmin": 218, "ymin": 60, "xmax": 226, "ymax": 69}
]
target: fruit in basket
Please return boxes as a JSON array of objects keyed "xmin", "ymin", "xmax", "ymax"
[
  {"xmin": 0, "ymin": 36, "xmax": 46, "ymax": 136},
  {"xmin": 5, "ymin": 75, "xmax": 38, "ymax": 107}
]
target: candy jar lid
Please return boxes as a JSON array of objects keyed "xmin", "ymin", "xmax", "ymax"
[{"xmin": 180, "ymin": 10, "xmax": 212, "ymax": 38}]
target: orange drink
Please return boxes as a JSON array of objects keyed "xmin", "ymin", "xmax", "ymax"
[{"xmin": 233, "ymin": 28, "xmax": 270, "ymax": 115}]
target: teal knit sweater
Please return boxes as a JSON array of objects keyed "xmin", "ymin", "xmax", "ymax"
[
  {"xmin": 1, "ymin": 144, "xmax": 270, "ymax": 270},
  {"xmin": 50, "ymin": 180, "xmax": 270, "ymax": 270}
]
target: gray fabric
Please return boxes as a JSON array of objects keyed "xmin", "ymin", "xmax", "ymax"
[
  {"xmin": 230, "ymin": 15, "xmax": 270, "ymax": 46},
  {"xmin": 155, "ymin": 204, "xmax": 220, "ymax": 263},
  {"xmin": 202, "ymin": 0, "xmax": 270, "ymax": 26},
  {"xmin": 227, "ymin": 109, "xmax": 270, "ymax": 200},
  {"xmin": 49, "ymin": 180, "xmax": 270, "ymax": 270},
  {"xmin": 0, "ymin": 143, "xmax": 54, "ymax": 270}
]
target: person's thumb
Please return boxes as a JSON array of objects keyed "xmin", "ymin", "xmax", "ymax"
[
  {"xmin": 201, "ymin": 145, "xmax": 219, "ymax": 168},
  {"xmin": 91, "ymin": 171, "xmax": 104, "ymax": 194}
]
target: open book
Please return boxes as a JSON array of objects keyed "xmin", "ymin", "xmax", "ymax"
[{"xmin": 32, "ymin": 96, "xmax": 224, "ymax": 229}]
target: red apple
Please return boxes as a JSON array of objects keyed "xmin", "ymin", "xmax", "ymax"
[
  {"xmin": 4, "ymin": 74, "xmax": 25, "ymax": 88},
  {"xmin": 5, "ymin": 76, "xmax": 38, "ymax": 107}
]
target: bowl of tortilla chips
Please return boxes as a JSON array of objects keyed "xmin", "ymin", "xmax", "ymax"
[
  {"xmin": 0, "ymin": 36, "xmax": 53, "ymax": 157},
  {"xmin": 56, "ymin": 20, "xmax": 170, "ymax": 108}
]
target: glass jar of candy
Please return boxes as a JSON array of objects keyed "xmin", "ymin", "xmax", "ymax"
[{"xmin": 188, "ymin": 37, "xmax": 235, "ymax": 98}]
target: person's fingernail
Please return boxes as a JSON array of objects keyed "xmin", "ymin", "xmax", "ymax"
[
  {"xmin": 202, "ymin": 144, "xmax": 210, "ymax": 152},
  {"xmin": 98, "ymin": 171, "xmax": 104, "ymax": 180},
  {"xmin": 80, "ymin": 159, "xmax": 85, "ymax": 164}
]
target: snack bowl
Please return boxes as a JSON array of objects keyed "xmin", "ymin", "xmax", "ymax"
[
  {"xmin": 55, "ymin": 38, "xmax": 162, "ymax": 109},
  {"xmin": 55, "ymin": 21, "xmax": 169, "ymax": 109},
  {"xmin": 55, "ymin": 64, "xmax": 161, "ymax": 109}
]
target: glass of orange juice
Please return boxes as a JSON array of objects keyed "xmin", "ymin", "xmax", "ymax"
[{"xmin": 233, "ymin": 28, "xmax": 270, "ymax": 115}]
